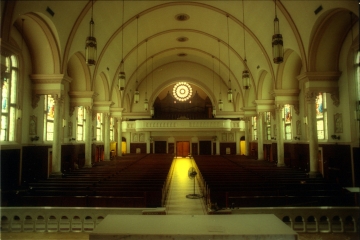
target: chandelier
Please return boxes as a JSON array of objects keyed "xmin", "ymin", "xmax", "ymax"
[{"xmin": 85, "ymin": 0, "xmax": 97, "ymax": 66}]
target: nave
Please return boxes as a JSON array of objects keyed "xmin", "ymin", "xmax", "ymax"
[{"xmin": 1, "ymin": 155, "xmax": 359, "ymax": 239}]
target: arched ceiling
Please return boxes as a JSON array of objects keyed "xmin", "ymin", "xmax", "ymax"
[{"xmin": 7, "ymin": 0, "xmax": 359, "ymax": 115}]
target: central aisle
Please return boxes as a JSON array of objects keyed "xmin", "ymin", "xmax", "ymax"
[{"xmin": 165, "ymin": 157, "xmax": 207, "ymax": 215}]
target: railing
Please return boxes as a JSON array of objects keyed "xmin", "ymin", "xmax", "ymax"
[
  {"xmin": 0, "ymin": 207, "xmax": 166, "ymax": 233},
  {"xmin": 1, "ymin": 206, "xmax": 358, "ymax": 233},
  {"xmin": 122, "ymin": 120, "xmax": 244, "ymax": 132}
]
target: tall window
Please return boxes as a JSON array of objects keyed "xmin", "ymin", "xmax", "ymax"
[
  {"xmin": 252, "ymin": 116, "xmax": 257, "ymax": 140},
  {"xmin": 265, "ymin": 112, "xmax": 271, "ymax": 140},
  {"xmin": 1, "ymin": 55, "xmax": 18, "ymax": 141},
  {"xmin": 96, "ymin": 113, "xmax": 103, "ymax": 141},
  {"xmin": 316, "ymin": 92, "xmax": 327, "ymax": 139},
  {"xmin": 77, "ymin": 106, "xmax": 85, "ymax": 141},
  {"xmin": 283, "ymin": 104, "xmax": 292, "ymax": 140},
  {"xmin": 110, "ymin": 117, "xmax": 114, "ymax": 141},
  {"xmin": 44, "ymin": 95, "xmax": 55, "ymax": 141}
]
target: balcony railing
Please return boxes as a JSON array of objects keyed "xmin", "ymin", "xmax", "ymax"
[{"xmin": 122, "ymin": 120, "xmax": 244, "ymax": 132}]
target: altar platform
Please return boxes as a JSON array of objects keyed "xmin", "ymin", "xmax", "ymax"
[{"xmin": 90, "ymin": 214, "xmax": 298, "ymax": 240}]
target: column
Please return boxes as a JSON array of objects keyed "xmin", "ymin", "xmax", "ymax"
[
  {"xmin": 257, "ymin": 112, "xmax": 264, "ymax": 160},
  {"xmin": 306, "ymin": 91, "xmax": 319, "ymax": 177},
  {"xmin": 276, "ymin": 104, "xmax": 285, "ymax": 167},
  {"xmin": 146, "ymin": 134, "xmax": 151, "ymax": 154},
  {"xmin": 117, "ymin": 117, "xmax": 123, "ymax": 157},
  {"xmin": 103, "ymin": 113, "xmax": 110, "ymax": 161},
  {"xmin": 51, "ymin": 95, "xmax": 62, "ymax": 176},
  {"xmin": 84, "ymin": 107, "xmax": 92, "ymax": 168},
  {"xmin": 244, "ymin": 118, "xmax": 250, "ymax": 156},
  {"xmin": 216, "ymin": 135, "xmax": 220, "ymax": 155}
]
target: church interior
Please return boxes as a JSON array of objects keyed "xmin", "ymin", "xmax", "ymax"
[{"xmin": 1, "ymin": 0, "xmax": 359, "ymax": 239}]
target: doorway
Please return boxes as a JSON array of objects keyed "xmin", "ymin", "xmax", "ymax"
[
  {"xmin": 199, "ymin": 141, "xmax": 211, "ymax": 155},
  {"xmin": 240, "ymin": 136, "xmax": 246, "ymax": 155},
  {"xmin": 176, "ymin": 141, "xmax": 190, "ymax": 157}
]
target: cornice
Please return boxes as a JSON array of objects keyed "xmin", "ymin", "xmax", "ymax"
[{"xmin": 296, "ymin": 71, "xmax": 342, "ymax": 82}]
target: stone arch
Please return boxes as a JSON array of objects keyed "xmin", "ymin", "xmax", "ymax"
[
  {"xmin": 257, "ymin": 70, "xmax": 273, "ymax": 100},
  {"xmin": 276, "ymin": 49, "xmax": 302, "ymax": 90},
  {"xmin": 14, "ymin": 12, "xmax": 61, "ymax": 74},
  {"xmin": 67, "ymin": 52, "xmax": 92, "ymax": 91},
  {"xmin": 93, "ymin": 73, "xmax": 108, "ymax": 101},
  {"xmin": 308, "ymin": 8, "xmax": 358, "ymax": 71}
]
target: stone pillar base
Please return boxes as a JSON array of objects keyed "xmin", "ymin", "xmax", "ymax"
[
  {"xmin": 49, "ymin": 172, "xmax": 63, "ymax": 178},
  {"xmin": 277, "ymin": 163, "xmax": 286, "ymax": 167}
]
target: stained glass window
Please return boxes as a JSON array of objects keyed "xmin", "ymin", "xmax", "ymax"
[
  {"xmin": 283, "ymin": 104, "xmax": 292, "ymax": 140},
  {"xmin": 96, "ymin": 113, "xmax": 102, "ymax": 141},
  {"xmin": 252, "ymin": 116, "xmax": 257, "ymax": 140},
  {"xmin": 110, "ymin": 117, "xmax": 114, "ymax": 141},
  {"xmin": 77, "ymin": 106, "xmax": 85, "ymax": 141},
  {"xmin": 1, "ymin": 55, "xmax": 18, "ymax": 141},
  {"xmin": 265, "ymin": 112, "xmax": 271, "ymax": 140},
  {"xmin": 44, "ymin": 95, "xmax": 54, "ymax": 141},
  {"xmin": 316, "ymin": 92, "xmax": 327, "ymax": 139}
]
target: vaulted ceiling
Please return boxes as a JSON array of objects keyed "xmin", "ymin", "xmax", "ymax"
[{"xmin": 5, "ymin": 0, "xmax": 359, "ymax": 116}]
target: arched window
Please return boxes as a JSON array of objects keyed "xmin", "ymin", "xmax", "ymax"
[{"xmin": 1, "ymin": 55, "xmax": 18, "ymax": 142}]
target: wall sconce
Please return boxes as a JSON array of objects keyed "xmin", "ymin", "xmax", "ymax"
[
  {"xmin": 16, "ymin": 108, "xmax": 22, "ymax": 120},
  {"xmin": 62, "ymin": 119, "xmax": 66, "ymax": 127},
  {"xmin": 69, "ymin": 138, "xmax": 76, "ymax": 142},
  {"xmin": 294, "ymin": 136, "xmax": 300, "ymax": 140},
  {"xmin": 30, "ymin": 136, "xmax": 39, "ymax": 142},
  {"xmin": 92, "ymin": 138, "xmax": 96, "ymax": 141},
  {"xmin": 303, "ymin": 116, "xmax": 307, "ymax": 124},
  {"xmin": 271, "ymin": 137, "xmax": 276, "ymax": 140},
  {"xmin": 213, "ymin": 136, "xmax": 217, "ymax": 141},
  {"xmin": 331, "ymin": 135, "xmax": 340, "ymax": 140}
]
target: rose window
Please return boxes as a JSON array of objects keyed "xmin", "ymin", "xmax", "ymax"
[{"xmin": 173, "ymin": 82, "xmax": 193, "ymax": 101}]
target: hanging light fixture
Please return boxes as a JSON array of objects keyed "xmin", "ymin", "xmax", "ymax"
[
  {"xmin": 226, "ymin": 15, "xmax": 233, "ymax": 103},
  {"xmin": 85, "ymin": 0, "xmax": 97, "ymax": 66},
  {"xmin": 218, "ymin": 39, "xmax": 223, "ymax": 111},
  {"xmin": 118, "ymin": 0, "xmax": 126, "ymax": 90},
  {"xmin": 212, "ymin": 56, "xmax": 216, "ymax": 117},
  {"xmin": 272, "ymin": 0, "xmax": 284, "ymax": 64},
  {"xmin": 150, "ymin": 56, "xmax": 154, "ymax": 116},
  {"xmin": 242, "ymin": 0, "xmax": 251, "ymax": 90},
  {"xmin": 144, "ymin": 40, "xmax": 148, "ymax": 111},
  {"xmin": 134, "ymin": 16, "xmax": 140, "ymax": 102},
  {"xmin": 134, "ymin": 88, "xmax": 139, "ymax": 103}
]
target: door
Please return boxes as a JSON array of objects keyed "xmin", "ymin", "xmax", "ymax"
[
  {"xmin": 176, "ymin": 141, "xmax": 190, "ymax": 157},
  {"xmin": 199, "ymin": 141, "xmax": 211, "ymax": 155}
]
